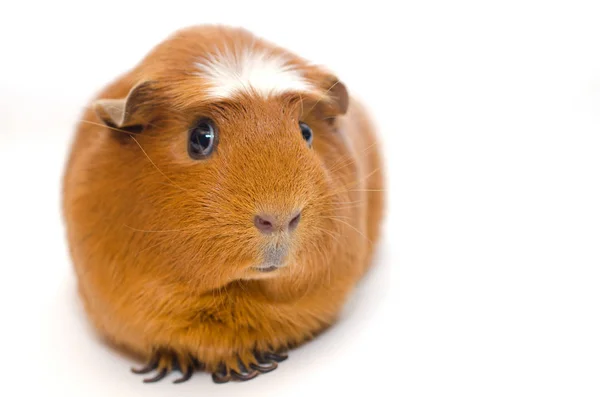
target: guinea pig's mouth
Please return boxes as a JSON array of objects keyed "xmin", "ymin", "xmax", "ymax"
[
  {"xmin": 253, "ymin": 264, "xmax": 281, "ymax": 273},
  {"xmin": 252, "ymin": 244, "xmax": 289, "ymax": 273}
]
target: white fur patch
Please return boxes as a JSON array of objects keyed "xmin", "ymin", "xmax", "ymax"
[{"xmin": 195, "ymin": 48, "xmax": 313, "ymax": 100}]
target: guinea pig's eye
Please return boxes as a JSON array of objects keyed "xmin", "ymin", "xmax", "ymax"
[
  {"xmin": 299, "ymin": 122, "xmax": 313, "ymax": 146},
  {"xmin": 188, "ymin": 118, "xmax": 217, "ymax": 159}
]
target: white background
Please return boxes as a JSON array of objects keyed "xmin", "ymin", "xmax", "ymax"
[{"xmin": 1, "ymin": 1, "xmax": 599, "ymax": 396}]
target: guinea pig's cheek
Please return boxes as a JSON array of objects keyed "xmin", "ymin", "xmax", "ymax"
[{"xmin": 167, "ymin": 139, "xmax": 189, "ymax": 163}]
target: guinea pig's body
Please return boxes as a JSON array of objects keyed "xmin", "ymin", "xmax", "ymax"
[{"xmin": 62, "ymin": 25, "xmax": 384, "ymax": 383}]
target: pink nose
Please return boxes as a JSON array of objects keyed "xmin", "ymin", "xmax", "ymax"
[{"xmin": 254, "ymin": 212, "xmax": 301, "ymax": 234}]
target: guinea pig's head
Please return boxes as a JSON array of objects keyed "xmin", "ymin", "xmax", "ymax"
[{"xmin": 91, "ymin": 26, "xmax": 357, "ymax": 290}]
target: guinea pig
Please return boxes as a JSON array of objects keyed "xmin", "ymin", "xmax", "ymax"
[{"xmin": 62, "ymin": 24, "xmax": 385, "ymax": 384}]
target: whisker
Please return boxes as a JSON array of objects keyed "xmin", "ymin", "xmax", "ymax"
[
  {"xmin": 323, "ymin": 214, "xmax": 354, "ymax": 221},
  {"xmin": 330, "ymin": 205, "xmax": 364, "ymax": 213},
  {"xmin": 78, "ymin": 118, "xmax": 168, "ymax": 136},
  {"xmin": 348, "ymin": 189, "xmax": 387, "ymax": 192},
  {"xmin": 308, "ymin": 198, "xmax": 366, "ymax": 210},
  {"xmin": 134, "ymin": 240, "xmax": 166, "ymax": 258},
  {"xmin": 129, "ymin": 136, "xmax": 191, "ymax": 194},
  {"xmin": 316, "ymin": 167, "xmax": 383, "ymax": 203},
  {"xmin": 329, "ymin": 141, "xmax": 379, "ymax": 173},
  {"xmin": 79, "ymin": 119, "xmax": 137, "ymax": 136},
  {"xmin": 313, "ymin": 225, "xmax": 342, "ymax": 247},
  {"xmin": 333, "ymin": 199, "xmax": 366, "ymax": 205},
  {"xmin": 124, "ymin": 224, "xmax": 205, "ymax": 234},
  {"xmin": 235, "ymin": 279, "xmax": 249, "ymax": 294},
  {"xmin": 314, "ymin": 204, "xmax": 364, "ymax": 213},
  {"xmin": 322, "ymin": 216, "xmax": 372, "ymax": 245}
]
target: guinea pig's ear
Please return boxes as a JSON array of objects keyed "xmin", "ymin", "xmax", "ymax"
[
  {"xmin": 319, "ymin": 76, "xmax": 349, "ymax": 116},
  {"xmin": 307, "ymin": 70, "xmax": 349, "ymax": 118},
  {"xmin": 92, "ymin": 81, "xmax": 155, "ymax": 130}
]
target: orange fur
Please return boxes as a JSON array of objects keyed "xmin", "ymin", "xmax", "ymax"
[{"xmin": 62, "ymin": 25, "xmax": 385, "ymax": 379}]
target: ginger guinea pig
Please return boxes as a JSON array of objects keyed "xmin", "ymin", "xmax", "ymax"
[{"xmin": 62, "ymin": 24, "xmax": 385, "ymax": 384}]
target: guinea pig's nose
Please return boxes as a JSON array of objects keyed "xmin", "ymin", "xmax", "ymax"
[{"xmin": 254, "ymin": 211, "xmax": 301, "ymax": 234}]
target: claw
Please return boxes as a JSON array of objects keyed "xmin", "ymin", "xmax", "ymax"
[
  {"xmin": 229, "ymin": 359, "xmax": 259, "ymax": 381},
  {"xmin": 131, "ymin": 358, "xmax": 158, "ymax": 374},
  {"xmin": 254, "ymin": 352, "xmax": 269, "ymax": 365},
  {"xmin": 212, "ymin": 373, "xmax": 231, "ymax": 383},
  {"xmin": 143, "ymin": 368, "xmax": 168, "ymax": 383},
  {"xmin": 212, "ymin": 363, "xmax": 231, "ymax": 384},
  {"xmin": 250, "ymin": 361, "xmax": 278, "ymax": 373},
  {"xmin": 237, "ymin": 359, "xmax": 249, "ymax": 373},
  {"xmin": 231, "ymin": 369, "xmax": 259, "ymax": 381},
  {"xmin": 264, "ymin": 352, "xmax": 288, "ymax": 362},
  {"xmin": 192, "ymin": 358, "xmax": 205, "ymax": 371},
  {"xmin": 173, "ymin": 366, "xmax": 193, "ymax": 384},
  {"xmin": 254, "ymin": 350, "xmax": 279, "ymax": 364},
  {"xmin": 209, "ymin": 350, "xmax": 288, "ymax": 384}
]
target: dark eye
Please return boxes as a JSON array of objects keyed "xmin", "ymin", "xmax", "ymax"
[
  {"xmin": 188, "ymin": 119, "xmax": 217, "ymax": 159},
  {"xmin": 299, "ymin": 122, "xmax": 313, "ymax": 146}
]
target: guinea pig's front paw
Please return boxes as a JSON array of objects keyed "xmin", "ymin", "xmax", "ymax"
[
  {"xmin": 131, "ymin": 348, "xmax": 201, "ymax": 384},
  {"xmin": 211, "ymin": 349, "xmax": 288, "ymax": 384}
]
